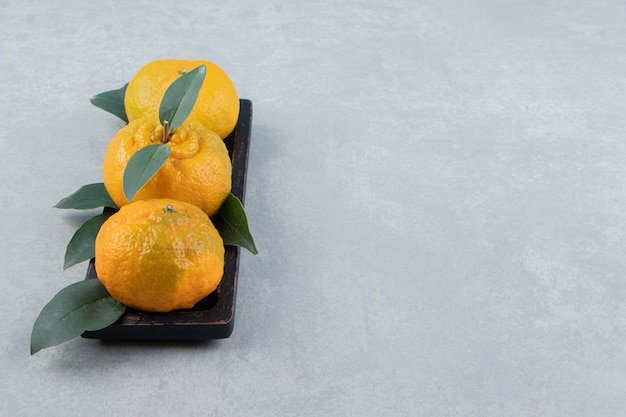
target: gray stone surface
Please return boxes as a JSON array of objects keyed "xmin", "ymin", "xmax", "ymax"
[{"xmin": 2, "ymin": 1, "xmax": 626, "ymax": 416}]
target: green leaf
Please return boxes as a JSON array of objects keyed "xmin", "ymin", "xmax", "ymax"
[
  {"xmin": 159, "ymin": 65, "xmax": 206, "ymax": 133},
  {"xmin": 123, "ymin": 144, "xmax": 171, "ymax": 202},
  {"xmin": 30, "ymin": 279, "xmax": 126, "ymax": 355},
  {"xmin": 64, "ymin": 212, "xmax": 115, "ymax": 270},
  {"xmin": 90, "ymin": 83, "xmax": 129, "ymax": 123},
  {"xmin": 212, "ymin": 193, "xmax": 258, "ymax": 254},
  {"xmin": 54, "ymin": 183, "xmax": 117, "ymax": 210}
]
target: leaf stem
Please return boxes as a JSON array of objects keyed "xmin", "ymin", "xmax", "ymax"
[{"xmin": 162, "ymin": 120, "xmax": 170, "ymax": 144}]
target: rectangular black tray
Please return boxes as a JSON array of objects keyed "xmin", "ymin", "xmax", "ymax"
[{"xmin": 82, "ymin": 99, "xmax": 253, "ymax": 340}]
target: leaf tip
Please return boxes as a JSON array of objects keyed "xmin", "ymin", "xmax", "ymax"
[
  {"xmin": 30, "ymin": 341, "xmax": 42, "ymax": 356},
  {"xmin": 246, "ymin": 238, "xmax": 259, "ymax": 255},
  {"xmin": 122, "ymin": 144, "xmax": 170, "ymax": 202}
]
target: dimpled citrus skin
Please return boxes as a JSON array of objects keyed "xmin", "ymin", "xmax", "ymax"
[
  {"xmin": 103, "ymin": 117, "xmax": 232, "ymax": 216},
  {"xmin": 95, "ymin": 199, "xmax": 225, "ymax": 312},
  {"xmin": 125, "ymin": 59, "xmax": 240, "ymax": 139}
]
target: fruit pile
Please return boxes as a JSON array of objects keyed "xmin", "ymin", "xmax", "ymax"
[{"xmin": 31, "ymin": 60, "xmax": 256, "ymax": 354}]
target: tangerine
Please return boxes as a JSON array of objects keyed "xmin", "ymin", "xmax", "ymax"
[
  {"xmin": 125, "ymin": 59, "xmax": 240, "ymax": 139},
  {"xmin": 95, "ymin": 199, "xmax": 225, "ymax": 312},
  {"xmin": 102, "ymin": 117, "xmax": 232, "ymax": 216}
]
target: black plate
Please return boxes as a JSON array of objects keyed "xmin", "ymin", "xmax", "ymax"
[{"xmin": 82, "ymin": 99, "xmax": 252, "ymax": 340}]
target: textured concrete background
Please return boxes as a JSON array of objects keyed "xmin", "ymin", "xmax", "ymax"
[{"xmin": 2, "ymin": 1, "xmax": 626, "ymax": 416}]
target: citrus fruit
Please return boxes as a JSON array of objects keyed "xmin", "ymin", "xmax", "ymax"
[
  {"xmin": 95, "ymin": 198, "xmax": 225, "ymax": 312},
  {"xmin": 102, "ymin": 117, "xmax": 232, "ymax": 216},
  {"xmin": 125, "ymin": 59, "xmax": 240, "ymax": 139}
]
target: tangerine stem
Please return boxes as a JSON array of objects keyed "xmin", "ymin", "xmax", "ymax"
[{"xmin": 162, "ymin": 120, "xmax": 170, "ymax": 144}]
